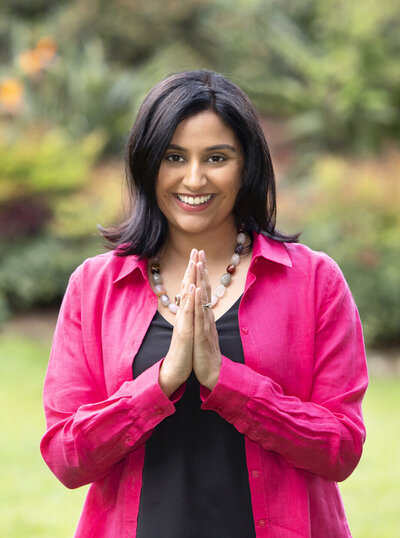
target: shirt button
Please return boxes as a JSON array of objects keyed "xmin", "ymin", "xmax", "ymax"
[
  {"xmin": 216, "ymin": 406, "xmax": 223, "ymax": 413},
  {"xmin": 241, "ymin": 326, "xmax": 249, "ymax": 334},
  {"xmin": 257, "ymin": 519, "xmax": 266, "ymax": 527},
  {"xmin": 154, "ymin": 407, "xmax": 164, "ymax": 415},
  {"xmin": 252, "ymin": 430, "xmax": 260, "ymax": 440},
  {"xmin": 125, "ymin": 436, "xmax": 131, "ymax": 445},
  {"xmin": 251, "ymin": 469, "xmax": 260, "ymax": 478}
]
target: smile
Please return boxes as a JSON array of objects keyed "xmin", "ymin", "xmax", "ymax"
[{"xmin": 175, "ymin": 194, "xmax": 214, "ymax": 205}]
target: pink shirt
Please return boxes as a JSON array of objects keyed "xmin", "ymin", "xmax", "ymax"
[{"xmin": 40, "ymin": 232, "xmax": 368, "ymax": 537}]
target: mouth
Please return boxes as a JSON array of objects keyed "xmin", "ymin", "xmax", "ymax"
[{"xmin": 175, "ymin": 193, "xmax": 214, "ymax": 206}]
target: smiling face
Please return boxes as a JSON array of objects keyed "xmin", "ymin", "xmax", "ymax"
[{"xmin": 155, "ymin": 110, "xmax": 244, "ymax": 239}]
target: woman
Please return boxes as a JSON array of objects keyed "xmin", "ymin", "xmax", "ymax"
[{"xmin": 40, "ymin": 70, "xmax": 368, "ymax": 537}]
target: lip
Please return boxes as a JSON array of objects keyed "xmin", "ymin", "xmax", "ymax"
[{"xmin": 173, "ymin": 193, "xmax": 215, "ymax": 212}]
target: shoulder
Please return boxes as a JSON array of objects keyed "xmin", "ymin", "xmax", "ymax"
[
  {"xmin": 255, "ymin": 232, "xmax": 341, "ymax": 277},
  {"xmin": 285, "ymin": 241, "xmax": 340, "ymax": 276},
  {"xmin": 283, "ymin": 241, "xmax": 350, "ymax": 302},
  {"xmin": 68, "ymin": 249, "xmax": 143, "ymax": 289},
  {"xmin": 254, "ymin": 233, "xmax": 347, "ymax": 296}
]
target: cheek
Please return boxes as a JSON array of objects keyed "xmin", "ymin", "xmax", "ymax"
[{"xmin": 156, "ymin": 166, "xmax": 175, "ymax": 193}]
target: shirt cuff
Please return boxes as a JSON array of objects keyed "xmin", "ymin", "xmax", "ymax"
[
  {"xmin": 130, "ymin": 359, "xmax": 185, "ymax": 425},
  {"xmin": 200, "ymin": 355, "xmax": 256, "ymax": 418}
]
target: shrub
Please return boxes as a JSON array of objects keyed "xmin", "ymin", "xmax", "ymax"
[
  {"xmin": 278, "ymin": 149, "xmax": 400, "ymax": 348},
  {"xmin": 0, "ymin": 235, "xmax": 103, "ymax": 318}
]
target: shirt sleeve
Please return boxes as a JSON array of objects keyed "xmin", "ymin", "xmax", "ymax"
[
  {"xmin": 200, "ymin": 260, "xmax": 368, "ymax": 482},
  {"xmin": 40, "ymin": 269, "xmax": 185, "ymax": 490}
]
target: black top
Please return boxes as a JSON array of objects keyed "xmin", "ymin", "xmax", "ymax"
[{"xmin": 132, "ymin": 296, "xmax": 256, "ymax": 538}]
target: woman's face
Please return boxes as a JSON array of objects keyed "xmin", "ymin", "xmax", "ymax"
[{"xmin": 156, "ymin": 110, "xmax": 244, "ymax": 237}]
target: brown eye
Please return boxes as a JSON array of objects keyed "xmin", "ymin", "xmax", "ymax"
[
  {"xmin": 208, "ymin": 155, "xmax": 225, "ymax": 163},
  {"xmin": 166, "ymin": 154, "xmax": 185, "ymax": 162}
]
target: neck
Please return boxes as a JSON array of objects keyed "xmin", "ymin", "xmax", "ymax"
[{"xmin": 161, "ymin": 220, "xmax": 238, "ymax": 264}]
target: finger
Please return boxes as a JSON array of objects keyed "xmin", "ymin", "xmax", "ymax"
[
  {"xmin": 180, "ymin": 258, "xmax": 196, "ymax": 308},
  {"xmin": 195, "ymin": 261, "xmax": 203, "ymax": 296},
  {"xmin": 185, "ymin": 283, "xmax": 196, "ymax": 312},
  {"xmin": 199, "ymin": 250, "xmax": 206, "ymax": 265},
  {"xmin": 194, "ymin": 287, "xmax": 205, "ymax": 335},
  {"xmin": 177, "ymin": 282, "xmax": 195, "ymax": 325},
  {"xmin": 182, "ymin": 250, "xmax": 197, "ymax": 286},
  {"xmin": 183, "ymin": 249, "xmax": 197, "ymax": 279},
  {"xmin": 197, "ymin": 262, "xmax": 209, "ymax": 304},
  {"xmin": 199, "ymin": 252, "xmax": 211, "ymax": 302}
]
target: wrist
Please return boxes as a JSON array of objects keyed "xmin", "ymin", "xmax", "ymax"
[
  {"xmin": 200, "ymin": 361, "xmax": 221, "ymax": 391},
  {"xmin": 159, "ymin": 358, "xmax": 187, "ymax": 398}
]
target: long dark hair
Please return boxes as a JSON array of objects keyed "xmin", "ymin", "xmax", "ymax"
[{"xmin": 99, "ymin": 70, "xmax": 299, "ymax": 258}]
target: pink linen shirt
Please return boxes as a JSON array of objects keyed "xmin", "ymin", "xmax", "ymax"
[{"xmin": 40, "ymin": 232, "xmax": 368, "ymax": 537}]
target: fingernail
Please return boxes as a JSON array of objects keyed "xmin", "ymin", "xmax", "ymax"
[
  {"xmin": 200, "ymin": 250, "xmax": 206, "ymax": 262},
  {"xmin": 189, "ymin": 283, "xmax": 195, "ymax": 293},
  {"xmin": 190, "ymin": 249, "xmax": 197, "ymax": 259},
  {"xmin": 189, "ymin": 260, "xmax": 194, "ymax": 269}
]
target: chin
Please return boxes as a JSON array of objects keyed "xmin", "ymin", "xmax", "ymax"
[{"xmin": 171, "ymin": 217, "xmax": 213, "ymax": 235}]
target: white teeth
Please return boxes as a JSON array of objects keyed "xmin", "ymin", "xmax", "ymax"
[{"xmin": 177, "ymin": 194, "xmax": 213, "ymax": 205}]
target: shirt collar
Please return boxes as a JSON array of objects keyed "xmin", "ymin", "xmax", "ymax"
[
  {"xmin": 112, "ymin": 252, "xmax": 148, "ymax": 284},
  {"xmin": 111, "ymin": 232, "xmax": 292, "ymax": 285},
  {"xmin": 251, "ymin": 231, "xmax": 293, "ymax": 267}
]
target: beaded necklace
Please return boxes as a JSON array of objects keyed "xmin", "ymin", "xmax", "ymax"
[{"xmin": 150, "ymin": 226, "xmax": 247, "ymax": 314}]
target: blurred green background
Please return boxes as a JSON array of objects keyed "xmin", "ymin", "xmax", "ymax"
[{"xmin": 0, "ymin": 0, "xmax": 399, "ymax": 536}]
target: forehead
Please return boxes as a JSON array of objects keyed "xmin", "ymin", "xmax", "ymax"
[{"xmin": 170, "ymin": 110, "xmax": 239, "ymax": 147}]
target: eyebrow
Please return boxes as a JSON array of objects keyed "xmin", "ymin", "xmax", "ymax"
[{"xmin": 166, "ymin": 143, "xmax": 236, "ymax": 152}]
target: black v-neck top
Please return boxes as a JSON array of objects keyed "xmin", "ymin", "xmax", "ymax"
[{"xmin": 132, "ymin": 296, "xmax": 256, "ymax": 538}]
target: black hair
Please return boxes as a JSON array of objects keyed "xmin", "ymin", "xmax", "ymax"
[{"xmin": 99, "ymin": 70, "xmax": 299, "ymax": 257}]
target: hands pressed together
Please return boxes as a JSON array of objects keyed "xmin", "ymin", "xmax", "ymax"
[{"xmin": 158, "ymin": 249, "xmax": 222, "ymax": 398}]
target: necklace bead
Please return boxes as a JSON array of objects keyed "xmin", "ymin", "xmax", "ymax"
[
  {"xmin": 221, "ymin": 273, "xmax": 232, "ymax": 286},
  {"xmin": 151, "ymin": 229, "xmax": 247, "ymax": 314},
  {"xmin": 153, "ymin": 273, "xmax": 162, "ymax": 285},
  {"xmin": 154, "ymin": 284, "xmax": 165, "ymax": 296},
  {"xmin": 234, "ymin": 243, "xmax": 244, "ymax": 255},
  {"xmin": 226, "ymin": 263, "xmax": 236, "ymax": 274},
  {"xmin": 231, "ymin": 253, "xmax": 240, "ymax": 266},
  {"xmin": 237, "ymin": 232, "xmax": 246, "ymax": 244},
  {"xmin": 214, "ymin": 284, "xmax": 226, "ymax": 298},
  {"xmin": 150, "ymin": 262, "xmax": 160, "ymax": 273}
]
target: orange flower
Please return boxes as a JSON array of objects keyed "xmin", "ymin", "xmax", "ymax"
[
  {"xmin": 0, "ymin": 78, "xmax": 24, "ymax": 111},
  {"xmin": 36, "ymin": 36, "xmax": 57, "ymax": 66},
  {"xmin": 18, "ymin": 36, "xmax": 57, "ymax": 76},
  {"xmin": 18, "ymin": 49, "xmax": 42, "ymax": 75}
]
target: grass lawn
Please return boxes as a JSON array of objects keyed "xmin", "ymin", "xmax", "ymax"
[{"xmin": 0, "ymin": 329, "xmax": 399, "ymax": 537}]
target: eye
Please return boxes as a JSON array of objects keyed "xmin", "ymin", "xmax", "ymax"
[
  {"xmin": 166, "ymin": 154, "xmax": 185, "ymax": 163},
  {"xmin": 207, "ymin": 155, "xmax": 226, "ymax": 163}
]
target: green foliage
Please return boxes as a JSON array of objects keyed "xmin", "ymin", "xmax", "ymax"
[
  {"xmin": 196, "ymin": 0, "xmax": 400, "ymax": 155},
  {"xmin": 0, "ymin": 235, "xmax": 103, "ymax": 316},
  {"xmin": 0, "ymin": 132, "xmax": 121, "ymax": 319},
  {"xmin": 49, "ymin": 161, "xmax": 124, "ymax": 238},
  {"xmin": 2, "ymin": 0, "xmax": 399, "ymax": 155},
  {"xmin": 0, "ymin": 127, "xmax": 106, "ymax": 201},
  {"xmin": 0, "ymin": 0, "xmax": 399, "ymax": 347},
  {"xmin": 279, "ymin": 150, "xmax": 400, "ymax": 347}
]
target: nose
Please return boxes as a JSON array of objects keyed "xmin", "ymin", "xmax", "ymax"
[{"xmin": 182, "ymin": 160, "xmax": 207, "ymax": 191}]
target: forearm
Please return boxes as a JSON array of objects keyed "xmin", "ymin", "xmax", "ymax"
[
  {"xmin": 158, "ymin": 356, "xmax": 189, "ymax": 398},
  {"xmin": 41, "ymin": 360, "xmax": 179, "ymax": 489},
  {"xmin": 201, "ymin": 356, "xmax": 367, "ymax": 482}
]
